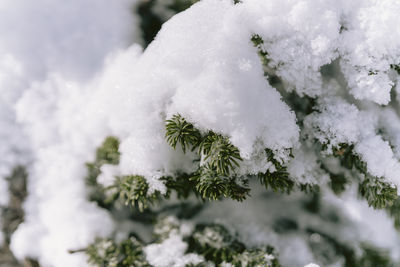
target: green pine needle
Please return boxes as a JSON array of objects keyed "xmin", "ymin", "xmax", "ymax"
[
  {"xmin": 165, "ymin": 114, "xmax": 201, "ymax": 153},
  {"xmin": 96, "ymin": 136, "xmax": 120, "ymax": 165},
  {"xmin": 116, "ymin": 175, "xmax": 161, "ymax": 212},
  {"xmin": 199, "ymin": 132, "xmax": 242, "ymax": 175},
  {"xmin": 258, "ymin": 149, "xmax": 294, "ymax": 194},
  {"xmin": 86, "ymin": 236, "xmax": 150, "ymax": 267},
  {"xmin": 231, "ymin": 247, "xmax": 281, "ymax": 267},
  {"xmin": 191, "ymin": 165, "xmax": 250, "ymax": 201},
  {"xmin": 189, "ymin": 224, "xmax": 245, "ymax": 264},
  {"xmin": 359, "ymin": 176, "xmax": 398, "ymax": 209},
  {"xmin": 85, "ymin": 136, "xmax": 121, "ymax": 209}
]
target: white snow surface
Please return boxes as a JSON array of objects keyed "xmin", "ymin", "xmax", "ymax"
[
  {"xmin": 144, "ymin": 234, "xmax": 206, "ymax": 267},
  {"xmin": 0, "ymin": 0, "xmax": 400, "ymax": 266},
  {"xmin": 1, "ymin": 0, "xmax": 138, "ymax": 266}
]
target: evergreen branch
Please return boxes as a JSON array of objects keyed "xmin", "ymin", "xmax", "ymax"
[
  {"xmin": 390, "ymin": 64, "xmax": 400, "ymax": 75},
  {"xmin": 258, "ymin": 149, "xmax": 294, "ymax": 194},
  {"xmin": 298, "ymin": 183, "xmax": 320, "ymax": 194},
  {"xmin": 165, "ymin": 114, "xmax": 201, "ymax": 153},
  {"xmin": 95, "ymin": 136, "xmax": 120, "ymax": 165},
  {"xmin": 332, "ymin": 144, "xmax": 367, "ymax": 174},
  {"xmin": 162, "ymin": 173, "xmax": 198, "ymax": 199},
  {"xmin": 86, "ymin": 236, "xmax": 150, "ymax": 267},
  {"xmin": 191, "ymin": 165, "xmax": 250, "ymax": 201},
  {"xmin": 188, "ymin": 223, "xmax": 281, "ymax": 266},
  {"xmin": 199, "ymin": 132, "xmax": 242, "ymax": 175},
  {"xmin": 251, "ymin": 34, "xmax": 269, "ymax": 66},
  {"xmin": 85, "ymin": 136, "xmax": 120, "ymax": 209},
  {"xmin": 191, "ymin": 166, "xmax": 228, "ymax": 201},
  {"xmin": 116, "ymin": 175, "xmax": 162, "ymax": 212},
  {"xmin": 387, "ymin": 197, "xmax": 400, "ymax": 230},
  {"xmin": 153, "ymin": 215, "xmax": 181, "ymax": 241},
  {"xmin": 188, "ymin": 224, "xmax": 245, "ymax": 264},
  {"xmin": 258, "ymin": 170, "xmax": 294, "ymax": 194},
  {"xmin": 231, "ymin": 247, "xmax": 281, "ymax": 267},
  {"xmin": 359, "ymin": 176, "xmax": 398, "ymax": 209}
]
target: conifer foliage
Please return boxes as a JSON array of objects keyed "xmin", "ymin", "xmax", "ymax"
[{"xmin": 2, "ymin": 0, "xmax": 400, "ymax": 266}]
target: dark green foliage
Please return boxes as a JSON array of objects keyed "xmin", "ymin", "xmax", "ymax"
[
  {"xmin": 0, "ymin": 166, "xmax": 40, "ymax": 267},
  {"xmin": 2, "ymin": 166, "xmax": 27, "ymax": 244},
  {"xmin": 285, "ymin": 93, "xmax": 316, "ymax": 117},
  {"xmin": 96, "ymin": 137, "xmax": 120, "ymax": 165},
  {"xmin": 188, "ymin": 224, "xmax": 246, "ymax": 264},
  {"xmin": 167, "ymin": 0, "xmax": 199, "ymax": 11},
  {"xmin": 258, "ymin": 149, "xmax": 294, "ymax": 194},
  {"xmin": 153, "ymin": 215, "xmax": 181, "ymax": 241},
  {"xmin": 83, "ymin": 113, "xmax": 398, "ymax": 267},
  {"xmin": 319, "ymin": 161, "xmax": 349, "ymax": 195},
  {"xmin": 258, "ymin": 170, "xmax": 294, "ymax": 194},
  {"xmin": 359, "ymin": 176, "xmax": 398, "ymax": 209},
  {"xmin": 185, "ymin": 263, "xmax": 209, "ymax": 267},
  {"xmin": 86, "ymin": 137, "xmax": 120, "ymax": 208},
  {"xmin": 306, "ymin": 228, "xmax": 358, "ymax": 267},
  {"xmin": 187, "ymin": 224, "xmax": 281, "ymax": 266},
  {"xmin": 357, "ymin": 244, "xmax": 394, "ymax": 267},
  {"xmin": 273, "ymin": 218, "xmax": 298, "ymax": 234},
  {"xmin": 166, "ymin": 115, "xmax": 242, "ymax": 175},
  {"xmin": 199, "ymin": 132, "xmax": 242, "ymax": 175},
  {"xmin": 303, "ymin": 192, "xmax": 321, "ymax": 214},
  {"xmin": 115, "ymin": 175, "xmax": 162, "ymax": 212},
  {"xmin": 86, "ymin": 236, "xmax": 150, "ymax": 267},
  {"xmin": 165, "ymin": 114, "xmax": 201, "ymax": 153},
  {"xmin": 191, "ymin": 166, "xmax": 250, "ymax": 201},
  {"xmin": 332, "ymin": 144, "xmax": 367, "ymax": 173},
  {"xmin": 85, "ymin": 135, "xmax": 198, "ymax": 211},
  {"xmin": 251, "ymin": 34, "xmax": 269, "ymax": 66},
  {"xmin": 305, "ymin": 228, "xmax": 393, "ymax": 267},
  {"xmin": 231, "ymin": 247, "xmax": 281, "ymax": 267},
  {"xmin": 165, "ymin": 114, "xmax": 298, "ymax": 200},
  {"xmin": 329, "ymin": 143, "xmax": 399, "ymax": 209},
  {"xmin": 329, "ymin": 172, "xmax": 348, "ymax": 195},
  {"xmin": 137, "ymin": 0, "xmax": 199, "ymax": 47},
  {"xmin": 390, "ymin": 64, "xmax": 400, "ymax": 75},
  {"xmin": 165, "ymin": 114, "xmax": 251, "ymax": 201},
  {"xmin": 225, "ymin": 177, "xmax": 251, "ymax": 202},
  {"xmin": 295, "ymin": 224, "xmax": 396, "ymax": 267},
  {"xmin": 192, "ymin": 167, "xmax": 226, "ymax": 200},
  {"xmin": 86, "ymin": 136, "xmax": 120, "ymax": 186},
  {"xmin": 84, "ymin": 136, "xmax": 202, "ymax": 212},
  {"xmin": 299, "ymin": 183, "xmax": 320, "ymax": 194},
  {"xmin": 162, "ymin": 173, "xmax": 198, "ymax": 199},
  {"xmin": 85, "ymin": 217, "xmax": 282, "ymax": 267},
  {"xmin": 387, "ymin": 197, "xmax": 400, "ymax": 230}
]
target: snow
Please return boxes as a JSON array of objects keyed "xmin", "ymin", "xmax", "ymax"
[
  {"xmin": 288, "ymin": 145, "xmax": 330, "ymax": 186},
  {"xmin": 0, "ymin": 0, "xmax": 400, "ymax": 266},
  {"xmin": 0, "ymin": 0, "xmax": 138, "ymax": 266},
  {"xmin": 98, "ymin": 165, "xmax": 121, "ymax": 188},
  {"xmin": 144, "ymin": 234, "xmax": 205, "ymax": 267},
  {"xmin": 339, "ymin": 0, "xmax": 400, "ymax": 104},
  {"xmin": 197, "ymin": 184, "xmax": 400, "ymax": 265},
  {"xmin": 304, "ymin": 97, "xmax": 400, "ymax": 186}
]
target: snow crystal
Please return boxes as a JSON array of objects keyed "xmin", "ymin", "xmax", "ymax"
[
  {"xmin": 288, "ymin": 145, "xmax": 329, "ymax": 185},
  {"xmin": 339, "ymin": 0, "xmax": 400, "ymax": 104},
  {"xmin": 304, "ymin": 98, "xmax": 362, "ymax": 151},
  {"xmin": 144, "ymin": 234, "xmax": 205, "ymax": 267}
]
